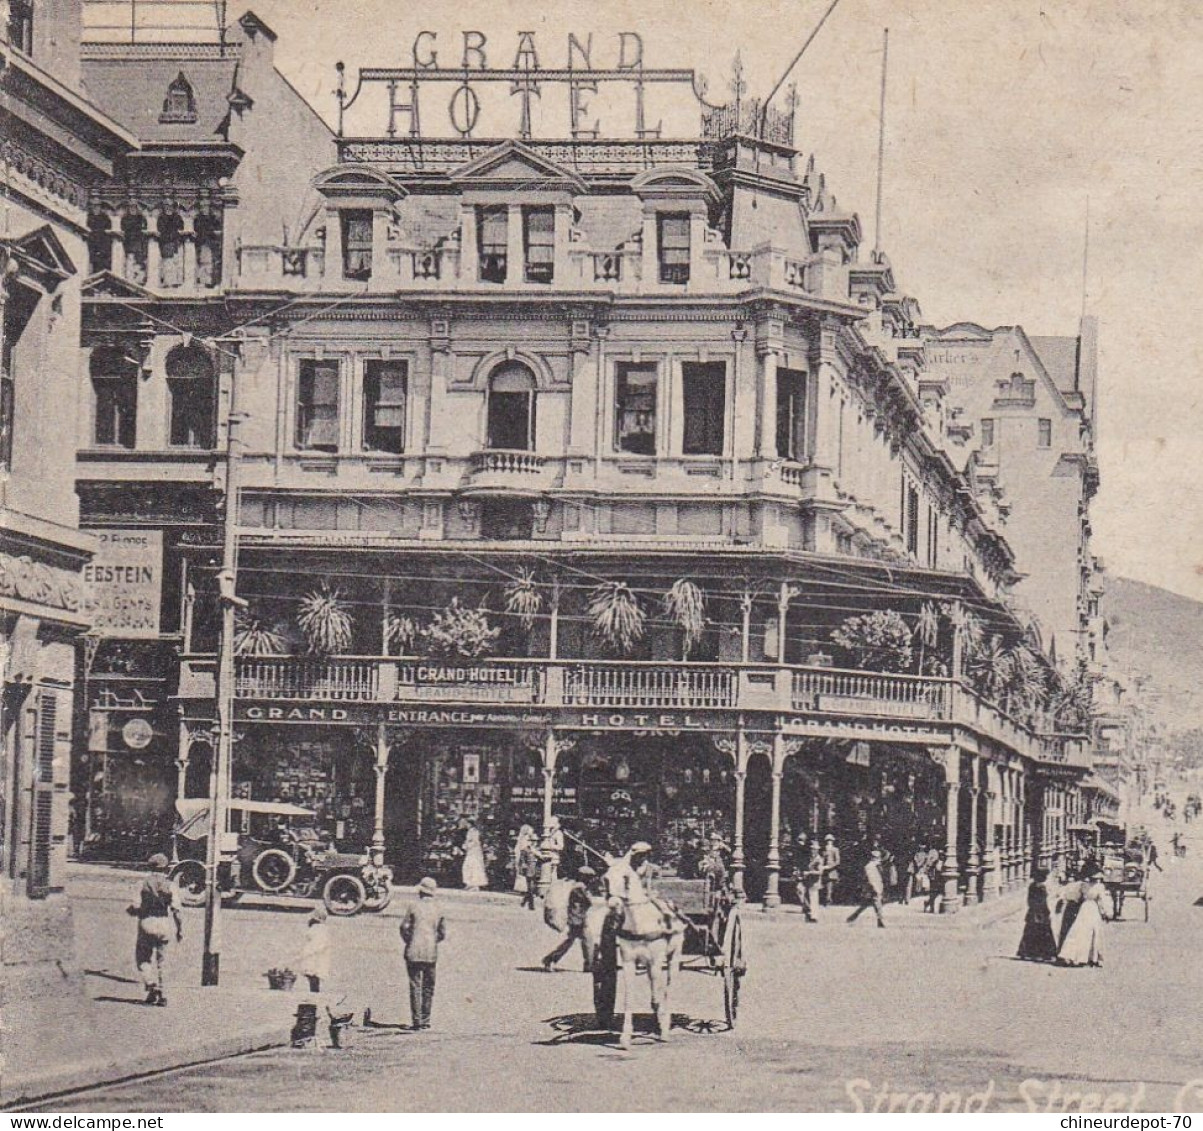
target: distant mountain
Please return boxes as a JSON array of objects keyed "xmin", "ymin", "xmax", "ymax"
[{"xmin": 1102, "ymin": 575, "xmax": 1203, "ymax": 731}]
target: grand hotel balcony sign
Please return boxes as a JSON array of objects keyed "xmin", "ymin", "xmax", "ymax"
[{"xmin": 336, "ymin": 31, "xmax": 699, "ymax": 140}]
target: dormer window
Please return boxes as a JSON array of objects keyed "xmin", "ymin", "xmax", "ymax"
[
  {"xmin": 478, "ymin": 206, "xmax": 508, "ymax": 284},
  {"xmin": 159, "ymin": 72, "xmax": 198, "ymax": 124},
  {"xmin": 657, "ymin": 213, "xmax": 691, "ymax": 284},
  {"xmin": 341, "ymin": 211, "xmax": 373, "ymax": 280},
  {"xmin": 523, "ymin": 207, "xmax": 555, "ymax": 283}
]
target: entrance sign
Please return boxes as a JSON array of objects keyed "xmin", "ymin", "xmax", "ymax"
[
  {"xmin": 82, "ymin": 529, "xmax": 162, "ymax": 638},
  {"xmin": 337, "ymin": 31, "xmax": 699, "ymax": 141}
]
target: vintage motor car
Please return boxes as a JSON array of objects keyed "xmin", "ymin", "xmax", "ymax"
[{"xmin": 170, "ymin": 798, "xmax": 393, "ymax": 916}]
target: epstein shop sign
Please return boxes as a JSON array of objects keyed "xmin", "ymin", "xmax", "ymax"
[{"xmin": 83, "ymin": 529, "xmax": 162, "ymax": 637}]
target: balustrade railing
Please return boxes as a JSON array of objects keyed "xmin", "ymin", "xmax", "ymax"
[
  {"xmin": 792, "ymin": 668, "xmax": 951, "ymax": 720},
  {"xmin": 563, "ymin": 663, "xmax": 736, "ymax": 709},
  {"xmin": 469, "ymin": 449, "xmax": 547, "ymax": 475},
  {"xmin": 235, "ymin": 658, "xmax": 378, "ymax": 701}
]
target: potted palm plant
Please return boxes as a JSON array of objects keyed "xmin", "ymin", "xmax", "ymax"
[
  {"xmin": 297, "ymin": 584, "xmax": 355, "ymax": 655},
  {"xmin": 233, "ymin": 612, "xmax": 288, "ymax": 657},
  {"xmin": 503, "ymin": 567, "xmax": 543, "ymax": 631},
  {"xmin": 384, "ymin": 612, "xmax": 418, "ymax": 656},
  {"xmin": 419, "ymin": 598, "xmax": 500, "ymax": 659},
  {"xmin": 662, "ymin": 578, "xmax": 706, "ymax": 661},
  {"xmin": 587, "ymin": 580, "xmax": 646, "ymax": 655}
]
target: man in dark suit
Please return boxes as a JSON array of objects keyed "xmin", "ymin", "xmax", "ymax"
[{"xmin": 400, "ymin": 876, "xmax": 446, "ymax": 1030}]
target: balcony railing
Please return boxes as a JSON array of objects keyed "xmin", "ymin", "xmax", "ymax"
[
  {"xmin": 563, "ymin": 663, "xmax": 736, "ymax": 709},
  {"xmin": 469, "ymin": 450, "xmax": 546, "ymax": 476},
  {"xmin": 194, "ymin": 655, "xmax": 1087, "ymax": 765}
]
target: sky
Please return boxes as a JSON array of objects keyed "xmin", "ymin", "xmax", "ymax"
[{"xmin": 125, "ymin": 0, "xmax": 1203, "ymax": 600}]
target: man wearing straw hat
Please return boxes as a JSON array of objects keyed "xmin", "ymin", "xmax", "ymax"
[{"xmin": 400, "ymin": 877, "xmax": 446, "ymax": 1030}]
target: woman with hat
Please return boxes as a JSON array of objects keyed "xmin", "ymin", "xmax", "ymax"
[
  {"xmin": 1057, "ymin": 864, "xmax": 1108, "ymax": 967},
  {"xmin": 127, "ymin": 853, "xmax": 182, "ymax": 1006}
]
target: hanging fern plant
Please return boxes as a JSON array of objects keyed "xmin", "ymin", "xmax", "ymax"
[
  {"xmin": 503, "ymin": 567, "xmax": 543, "ymax": 631},
  {"xmin": 297, "ymin": 584, "xmax": 354, "ymax": 655},
  {"xmin": 233, "ymin": 613, "xmax": 288, "ymax": 657},
  {"xmin": 419, "ymin": 598, "xmax": 500, "ymax": 659},
  {"xmin": 588, "ymin": 581, "xmax": 646, "ymax": 655},
  {"xmin": 663, "ymin": 578, "xmax": 706, "ymax": 659}
]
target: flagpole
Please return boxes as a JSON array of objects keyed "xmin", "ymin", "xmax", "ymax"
[{"xmin": 874, "ymin": 28, "xmax": 889, "ymax": 257}]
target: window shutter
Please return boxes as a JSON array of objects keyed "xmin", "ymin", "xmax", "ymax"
[{"xmin": 28, "ymin": 691, "xmax": 58, "ymax": 898}]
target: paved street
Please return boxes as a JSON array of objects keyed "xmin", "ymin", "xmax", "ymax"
[{"xmin": 35, "ymin": 820, "xmax": 1203, "ymax": 1113}]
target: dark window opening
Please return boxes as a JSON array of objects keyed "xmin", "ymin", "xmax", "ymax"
[
  {"xmin": 1, "ymin": 282, "xmax": 37, "ymax": 471},
  {"xmin": 657, "ymin": 213, "xmax": 691, "ymax": 284},
  {"xmin": 88, "ymin": 214, "xmax": 112, "ymax": 274},
  {"xmin": 195, "ymin": 213, "xmax": 222, "ymax": 288},
  {"xmin": 523, "ymin": 207, "xmax": 555, "ymax": 283},
  {"xmin": 905, "ymin": 486, "xmax": 920, "ymax": 557},
  {"xmin": 478, "ymin": 206, "xmax": 508, "ymax": 283},
  {"xmin": 681, "ymin": 361, "xmax": 726, "ymax": 455},
  {"xmin": 7, "ymin": 0, "xmax": 33, "ymax": 53},
  {"xmin": 121, "ymin": 214, "xmax": 148, "ymax": 286},
  {"xmin": 1038, "ymin": 418, "xmax": 1052, "ymax": 448},
  {"xmin": 980, "ymin": 418, "xmax": 995, "ymax": 448},
  {"xmin": 166, "ymin": 343, "xmax": 215, "ymax": 447},
  {"xmin": 486, "ymin": 362, "xmax": 536, "ymax": 451},
  {"xmin": 341, "ymin": 210, "xmax": 373, "ymax": 280},
  {"xmin": 158, "ymin": 213, "xmax": 184, "ymax": 288},
  {"xmin": 296, "ymin": 359, "xmax": 340, "ymax": 451},
  {"xmin": 481, "ymin": 499, "xmax": 534, "ymax": 540},
  {"xmin": 614, "ymin": 363, "xmax": 657, "ymax": 454},
  {"xmin": 363, "ymin": 359, "xmax": 407, "ymax": 453},
  {"xmin": 90, "ymin": 345, "xmax": 138, "ymax": 449},
  {"xmin": 776, "ymin": 368, "xmax": 808, "ymax": 462}
]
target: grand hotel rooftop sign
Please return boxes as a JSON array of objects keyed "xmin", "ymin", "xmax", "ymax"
[{"xmin": 336, "ymin": 31, "xmax": 704, "ymax": 141}]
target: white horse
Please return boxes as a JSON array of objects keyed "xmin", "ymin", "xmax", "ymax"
[{"xmin": 608, "ymin": 890, "xmax": 686, "ymax": 1049}]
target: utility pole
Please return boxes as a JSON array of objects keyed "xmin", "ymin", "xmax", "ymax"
[{"xmin": 201, "ymin": 410, "xmax": 246, "ymax": 986}]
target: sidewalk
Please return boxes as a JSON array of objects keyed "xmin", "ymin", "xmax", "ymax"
[{"xmin": 1, "ymin": 980, "xmax": 296, "ymax": 1109}]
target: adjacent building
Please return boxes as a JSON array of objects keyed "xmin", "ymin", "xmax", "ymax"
[{"xmin": 71, "ymin": 10, "xmax": 1093, "ymax": 910}]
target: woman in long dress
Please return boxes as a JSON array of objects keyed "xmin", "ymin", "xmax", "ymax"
[
  {"xmin": 513, "ymin": 825, "xmax": 535, "ymax": 893},
  {"xmin": 461, "ymin": 822, "xmax": 488, "ymax": 891},
  {"xmin": 1017, "ymin": 867, "xmax": 1058, "ymax": 961},
  {"xmin": 1057, "ymin": 868, "xmax": 1107, "ymax": 967}
]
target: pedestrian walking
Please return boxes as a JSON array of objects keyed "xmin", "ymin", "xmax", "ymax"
[
  {"xmin": 461, "ymin": 820, "xmax": 488, "ymax": 890},
  {"xmin": 1016, "ymin": 867, "xmax": 1058, "ymax": 961},
  {"xmin": 127, "ymin": 853, "xmax": 182, "ymax": 1006},
  {"xmin": 1055, "ymin": 872, "xmax": 1085, "ymax": 950},
  {"xmin": 800, "ymin": 838, "xmax": 823, "ymax": 923},
  {"xmin": 923, "ymin": 848, "xmax": 943, "ymax": 913},
  {"xmin": 299, "ymin": 903, "xmax": 331, "ymax": 992},
  {"xmin": 846, "ymin": 849, "xmax": 886, "ymax": 928},
  {"xmin": 1057, "ymin": 866, "xmax": 1107, "ymax": 967},
  {"xmin": 518, "ymin": 827, "xmax": 541, "ymax": 910},
  {"xmin": 400, "ymin": 877, "xmax": 446, "ymax": 1030},
  {"xmin": 821, "ymin": 833, "xmax": 841, "ymax": 905},
  {"xmin": 542, "ymin": 866, "xmax": 598, "ymax": 972}
]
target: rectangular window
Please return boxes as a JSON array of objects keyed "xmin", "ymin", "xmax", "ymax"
[
  {"xmin": 523, "ymin": 207, "xmax": 555, "ymax": 284},
  {"xmin": 478, "ymin": 206, "xmax": 508, "ymax": 283},
  {"xmin": 927, "ymin": 506, "xmax": 939, "ymax": 568},
  {"xmin": 614, "ymin": 363, "xmax": 658, "ymax": 455},
  {"xmin": 7, "ymin": 0, "xmax": 33, "ymax": 53},
  {"xmin": 906, "ymin": 486, "xmax": 920, "ymax": 556},
  {"xmin": 1038, "ymin": 418, "xmax": 1052, "ymax": 448},
  {"xmin": 296, "ymin": 359, "xmax": 340, "ymax": 451},
  {"xmin": 363, "ymin": 360, "xmax": 407, "ymax": 453},
  {"xmin": 93, "ymin": 377, "xmax": 137, "ymax": 449},
  {"xmin": 776, "ymin": 368, "xmax": 808, "ymax": 462},
  {"xmin": 657, "ymin": 213, "xmax": 691, "ymax": 284},
  {"xmin": 980, "ymin": 418, "xmax": 995, "ymax": 447},
  {"xmin": 681, "ymin": 362, "xmax": 726, "ymax": 456},
  {"xmin": 341, "ymin": 210, "xmax": 373, "ymax": 280}
]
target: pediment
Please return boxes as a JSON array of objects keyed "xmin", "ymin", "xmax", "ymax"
[
  {"xmin": 930, "ymin": 322, "xmax": 994, "ymax": 342},
  {"xmin": 448, "ymin": 141, "xmax": 586, "ymax": 192},
  {"xmin": 82, "ymin": 270, "xmax": 155, "ymax": 300},
  {"xmin": 630, "ymin": 166, "xmax": 720, "ymax": 205},
  {"xmin": 2, "ymin": 225, "xmax": 76, "ymax": 290},
  {"xmin": 312, "ymin": 164, "xmax": 407, "ymax": 203}
]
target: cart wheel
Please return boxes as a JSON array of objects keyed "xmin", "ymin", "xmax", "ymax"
[
  {"xmin": 172, "ymin": 860, "xmax": 206, "ymax": 907},
  {"xmin": 722, "ymin": 911, "xmax": 744, "ymax": 1030},
  {"xmin": 252, "ymin": 847, "xmax": 296, "ymax": 893},
  {"xmin": 593, "ymin": 916, "xmax": 618, "ymax": 1031},
  {"xmin": 323, "ymin": 873, "xmax": 366, "ymax": 916}
]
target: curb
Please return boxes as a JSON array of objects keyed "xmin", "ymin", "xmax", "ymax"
[{"xmin": 0, "ymin": 1023, "xmax": 289, "ymax": 1110}]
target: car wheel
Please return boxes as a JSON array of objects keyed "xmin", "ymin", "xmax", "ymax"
[
  {"xmin": 252, "ymin": 847, "xmax": 297, "ymax": 893},
  {"xmin": 323, "ymin": 873, "xmax": 366, "ymax": 916}
]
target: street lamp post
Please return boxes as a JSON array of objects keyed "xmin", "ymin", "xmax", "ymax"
[{"xmin": 201, "ymin": 412, "xmax": 246, "ymax": 986}]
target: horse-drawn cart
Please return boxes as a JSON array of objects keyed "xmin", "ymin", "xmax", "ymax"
[
  {"xmin": 590, "ymin": 874, "xmax": 745, "ymax": 1034},
  {"xmin": 1067, "ymin": 819, "xmax": 1151, "ymax": 922}
]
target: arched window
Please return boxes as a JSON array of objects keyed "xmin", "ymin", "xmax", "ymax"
[
  {"xmin": 90, "ymin": 345, "xmax": 138, "ymax": 449},
  {"xmin": 166, "ymin": 343, "xmax": 215, "ymax": 448},
  {"xmin": 486, "ymin": 362, "xmax": 537, "ymax": 451},
  {"xmin": 158, "ymin": 212, "xmax": 184, "ymax": 288},
  {"xmin": 159, "ymin": 72, "xmax": 197, "ymax": 124},
  {"xmin": 194, "ymin": 212, "xmax": 222, "ymax": 288}
]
